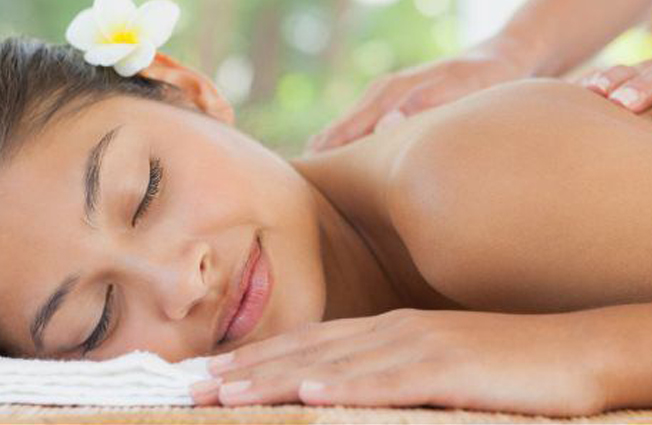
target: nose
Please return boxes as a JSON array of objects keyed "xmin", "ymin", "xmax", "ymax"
[
  {"xmin": 163, "ymin": 244, "xmax": 211, "ymax": 320},
  {"xmin": 121, "ymin": 243, "xmax": 212, "ymax": 321}
]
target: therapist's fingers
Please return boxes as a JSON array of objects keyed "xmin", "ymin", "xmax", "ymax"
[
  {"xmin": 580, "ymin": 65, "xmax": 639, "ymax": 96},
  {"xmin": 632, "ymin": 58, "xmax": 652, "ymax": 74},
  {"xmin": 567, "ymin": 67, "xmax": 599, "ymax": 84},
  {"xmin": 306, "ymin": 75, "xmax": 409, "ymax": 153},
  {"xmin": 608, "ymin": 65, "xmax": 652, "ymax": 113},
  {"xmin": 397, "ymin": 80, "xmax": 475, "ymax": 116},
  {"xmin": 373, "ymin": 110, "xmax": 408, "ymax": 134}
]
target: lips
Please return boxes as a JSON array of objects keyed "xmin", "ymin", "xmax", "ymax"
[
  {"xmin": 212, "ymin": 233, "xmax": 265, "ymax": 348},
  {"xmin": 221, "ymin": 236, "xmax": 272, "ymax": 343}
]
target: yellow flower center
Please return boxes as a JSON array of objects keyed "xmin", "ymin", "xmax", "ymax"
[{"xmin": 109, "ymin": 30, "xmax": 139, "ymax": 44}]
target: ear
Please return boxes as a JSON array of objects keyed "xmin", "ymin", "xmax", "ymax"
[{"xmin": 139, "ymin": 53, "xmax": 235, "ymax": 125}]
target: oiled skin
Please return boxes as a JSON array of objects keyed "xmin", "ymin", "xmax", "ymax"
[{"xmin": 295, "ymin": 79, "xmax": 652, "ymax": 314}]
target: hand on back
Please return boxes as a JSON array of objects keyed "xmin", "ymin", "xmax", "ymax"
[
  {"xmin": 305, "ymin": 46, "xmax": 528, "ymax": 154},
  {"xmin": 576, "ymin": 59, "xmax": 652, "ymax": 113},
  {"xmin": 306, "ymin": 41, "xmax": 652, "ymax": 155}
]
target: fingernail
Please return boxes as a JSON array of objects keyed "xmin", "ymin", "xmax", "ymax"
[
  {"xmin": 594, "ymin": 76, "xmax": 611, "ymax": 93},
  {"xmin": 582, "ymin": 74, "xmax": 610, "ymax": 93},
  {"xmin": 374, "ymin": 110, "xmax": 407, "ymax": 134},
  {"xmin": 299, "ymin": 380, "xmax": 325, "ymax": 395},
  {"xmin": 190, "ymin": 378, "xmax": 222, "ymax": 398},
  {"xmin": 219, "ymin": 380, "xmax": 251, "ymax": 397},
  {"xmin": 610, "ymin": 87, "xmax": 640, "ymax": 107},
  {"xmin": 209, "ymin": 352, "xmax": 235, "ymax": 374}
]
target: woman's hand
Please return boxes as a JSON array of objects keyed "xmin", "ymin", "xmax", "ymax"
[
  {"xmin": 578, "ymin": 59, "xmax": 652, "ymax": 113},
  {"xmin": 305, "ymin": 40, "xmax": 532, "ymax": 154},
  {"xmin": 190, "ymin": 308, "xmax": 605, "ymax": 417}
]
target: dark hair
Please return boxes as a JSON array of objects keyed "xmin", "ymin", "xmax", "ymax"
[
  {"xmin": 0, "ymin": 36, "xmax": 184, "ymax": 164},
  {"xmin": 0, "ymin": 37, "xmax": 184, "ymax": 357}
]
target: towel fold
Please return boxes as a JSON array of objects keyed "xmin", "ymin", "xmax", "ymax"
[{"xmin": 0, "ymin": 350, "xmax": 211, "ymax": 406}]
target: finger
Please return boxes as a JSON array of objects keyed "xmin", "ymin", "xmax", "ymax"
[
  {"xmin": 307, "ymin": 101, "xmax": 382, "ymax": 153},
  {"xmin": 373, "ymin": 110, "xmax": 408, "ymax": 134},
  {"xmin": 214, "ymin": 335, "xmax": 405, "ymax": 406},
  {"xmin": 308, "ymin": 113, "xmax": 376, "ymax": 153},
  {"xmin": 580, "ymin": 65, "xmax": 638, "ymax": 96},
  {"xmin": 208, "ymin": 309, "xmax": 412, "ymax": 376},
  {"xmin": 566, "ymin": 67, "xmax": 600, "ymax": 84},
  {"xmin": 214, "ymin": 326, "xmax": 399, "ymax": 384},
  {"xmin": 398, "ymin": 80, "xmax": 475, "ymax": 116},
  {"xmin": 309, "ymin": 77, "xmax": 392, "ymax": 146},
  {"xmin": 190, "ymin": 379, "xmax": 224, "ymax": 406},
  {"xmin": 608, "ymin": 67, "xmax": 652, "ymax": 112},
  {"xmin": 208, "ymin": 315, "xmax": 378, "ymax": 375},
  {"xmin": 309, "ymin": 77, "xmax": 407, "ymax": 151},
  {"xmin": 632, "ymin": 58, "xmax": 652, "ymax": 73},
  {"xmin": 309, "ymin": 105, "xmax": 383, "ymax": 152},
  {"xmin": 299, "ymin": 363, "xmax": 437, "ymax": 407}
]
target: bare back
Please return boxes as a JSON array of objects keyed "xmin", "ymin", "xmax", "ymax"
[{"xmin": 293, "ymin": 79, "xmax": 652, "ymax": 314}]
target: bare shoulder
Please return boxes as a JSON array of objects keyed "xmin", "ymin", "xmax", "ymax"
[
  {"xmin": 385, "ymin": 79, "xmax": 591, "ymax": 234},
  {"xmin": 384, "ymin": 78, "xmax": 652, "ymax": 312}
]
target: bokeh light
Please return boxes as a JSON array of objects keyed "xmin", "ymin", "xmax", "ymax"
[{"xmin": 1, "ymin": 0, "xmax": 651, "ymax": 157}]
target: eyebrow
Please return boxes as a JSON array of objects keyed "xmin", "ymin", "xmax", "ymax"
[
  {"xmin": 30, "ymin": 126, "xmax": 121, "ymax": 353},
  {"xmin": 30, "ymin": 274, "xmax": 80, "ymax": 353},
  {"xmin": 84, "ymin": 126, "xmax": 121, "ymax": 226}
]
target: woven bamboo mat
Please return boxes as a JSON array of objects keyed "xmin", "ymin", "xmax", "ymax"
[{"xmin": 1, "ymin": 404, "xmax": 652, "ymax": 424}]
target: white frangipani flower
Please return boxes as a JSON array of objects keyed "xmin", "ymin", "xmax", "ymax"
[{"xmin": 66, "ymin": 0, "xmax": 180, "ymax": 77}]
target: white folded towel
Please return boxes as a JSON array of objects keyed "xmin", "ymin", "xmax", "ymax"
[{"xmin": 0, "ymin": 350, "xmax": 211, "ymax": 406}]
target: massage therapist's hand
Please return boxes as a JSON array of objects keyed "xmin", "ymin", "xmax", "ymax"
[
  {"xmin": 579, "ymin": 59, "xmax": 652, "ymax": 113},
  {"xmin": 190, "ymin": 308, "xmax": 605, "ymax": 416},
  {"xmin": 306, "ymin": 40, "xmax": 530, "ymax": 154}
]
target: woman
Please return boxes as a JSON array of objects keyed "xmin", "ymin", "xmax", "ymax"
[{"xmin": 1, "ymin": 36, "xmax": 652, "ymax": 417}]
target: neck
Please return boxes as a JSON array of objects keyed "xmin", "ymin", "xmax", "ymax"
[
  {"xmin": 290, "ymin": 151, "xmax": 406, "ymax": 321},
  {"xmin": 309, "ymin": 183, "xmax": 404, "ymax": 320}
]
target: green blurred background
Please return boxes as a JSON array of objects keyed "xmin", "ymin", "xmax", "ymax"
[{"xmin": 1, "ymin": 0, "xmax": 652, "ymax": 157}]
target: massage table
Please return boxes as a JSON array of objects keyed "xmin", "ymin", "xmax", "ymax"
[{"xmin": 1, "ymin": 404, "xmax": 652, "ymax": 424}]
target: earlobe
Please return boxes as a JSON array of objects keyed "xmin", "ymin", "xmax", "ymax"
[{"xmin": 139, "ymin": 53, "xmax": 235, "ymax": 124}]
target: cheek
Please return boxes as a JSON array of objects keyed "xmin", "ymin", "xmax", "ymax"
[
  {"xmin": 101, "ymin": 308, "xmax": 201, "ymax": 362},
  {"xmin": 106, "ymin": 332, "xmax": 197, "ymax": 363},
  {"xmin": 168, "ymin": 165, "xmax": 259, "ymax": 236},
  {"xmin": 165, "ymin": 138, "xmax": 309, "ymax": 232}
]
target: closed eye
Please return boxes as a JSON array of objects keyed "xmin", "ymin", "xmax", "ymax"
[
  {"xmin": 80, "ymin": 284, "xmax": 114, "ymax": 355},
  {"xmin": 132, "ymin": 157, "xmax": 163, "ymax": 227}
]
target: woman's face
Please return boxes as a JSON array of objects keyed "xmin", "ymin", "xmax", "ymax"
[{"xmin": 0, "ymin": 95, "xmax": 326, "ymax": 362}]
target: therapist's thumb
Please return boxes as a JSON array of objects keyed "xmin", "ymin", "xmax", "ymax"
[
  {"xmin": 307, "ymin": 105, "xmax": 384, "ymax": 153},
  {"xmin": 399, "ymin": 81, "xmax": 469, "ymax": 115},
  {"xmin": 307, "ymin": 75, "xmax": 411, "ymax": 152},
  {"xmin": 374, "ymin": 110, "xmax": 407, "ymax": 134}
]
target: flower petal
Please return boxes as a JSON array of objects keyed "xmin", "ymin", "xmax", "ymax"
[
  {"xmin": 85, "ymin": 44, "xmax": 137, "ymax": 66},
  {"xmin": 113, "ymin": 41, "xmax": 156, "ymax": 77},
  {"xmin": 65, "ymin": 8, "xmax": 103, "ymax": 51},
  {"xmin": 93, "ymin": 0, "xmax": 138, "ymax": 38},
  {"xmin": 131, "ymin": 0, "xmax": 180, "ymax": 48}
]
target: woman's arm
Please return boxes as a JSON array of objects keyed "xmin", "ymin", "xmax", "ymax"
[{"xmin": 579, "ymin": 301, "xmax": 652, "ymax": 411}]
